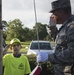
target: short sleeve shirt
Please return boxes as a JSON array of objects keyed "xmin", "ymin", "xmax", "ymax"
[{"xmin": 3, "ymin": 54, "xmax": 31, "ymax": 75}]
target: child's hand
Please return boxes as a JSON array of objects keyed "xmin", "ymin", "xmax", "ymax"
[{"xmin": 3, "ymin": 44, "xmax": 10, "ymax": 55}]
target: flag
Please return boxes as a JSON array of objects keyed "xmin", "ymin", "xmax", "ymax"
[{"xmin": 30, "ymin": 65, "xmax": 42, "ymax": 75}]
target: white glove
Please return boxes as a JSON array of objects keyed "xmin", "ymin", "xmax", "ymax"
[{"xmin": 36, "ymin": 52, "xmax": 48, "ymax": 63}]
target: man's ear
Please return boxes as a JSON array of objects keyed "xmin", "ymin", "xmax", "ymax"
[{"xmin": 59, "ymin": 10, "xmax": 64, "ymax": 16}]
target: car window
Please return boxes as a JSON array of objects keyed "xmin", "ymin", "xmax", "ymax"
[
  {"xmin": 30, "ymin": 42, "xmax": 38, "ymax": 49},
  {"xmin": 30, "ymin": 42, "xmax": 52, "ymax": 50}
]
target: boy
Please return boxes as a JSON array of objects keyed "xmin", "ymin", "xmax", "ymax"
[{"xmin": 3, "ymin": 38, "xmax": 31, "ymax": 75}]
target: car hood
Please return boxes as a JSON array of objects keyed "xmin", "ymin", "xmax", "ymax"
[{"xmin": 27, "ymin": 49, "xmax": 54, "ymax": 55}]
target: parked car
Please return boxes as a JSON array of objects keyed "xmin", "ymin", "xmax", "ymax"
[{"xmin": 27, "ymin": 40, "xmax": 54, "ymax": 55}]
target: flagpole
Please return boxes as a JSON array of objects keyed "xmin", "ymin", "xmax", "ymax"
[
  {"xmin": 29, "ymin": 1, "xmax": 42, "ymax": 75},
  {"xmin": 0, "ymin": 0, "xmax": 3, "ymax": 75},
  {"xmin": 33, "ymin": 0, "xmax": 40, "ymax": 51}
]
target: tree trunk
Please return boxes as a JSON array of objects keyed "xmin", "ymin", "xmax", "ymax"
[{"xmin": 0, "ymin": 0, "xmax": 3, "ymax": 75}]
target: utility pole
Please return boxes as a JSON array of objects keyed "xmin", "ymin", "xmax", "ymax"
[{"xmin": 0, "ymin": 0, "xmax": 3, "ymax": 75}]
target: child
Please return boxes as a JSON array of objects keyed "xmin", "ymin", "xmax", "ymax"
[{"xmin": 3, "ymin": 38, "xmax": 31, "ymax": 75}]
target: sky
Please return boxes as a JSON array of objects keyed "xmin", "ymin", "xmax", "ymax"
[{"xmin": 2, "ymin": 0, "xmax": 74, "ymax": 29}]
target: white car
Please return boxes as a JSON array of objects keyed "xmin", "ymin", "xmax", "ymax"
[{"xmin": 27, "ymin": 40, "xmax": 54, "ymax": 55}]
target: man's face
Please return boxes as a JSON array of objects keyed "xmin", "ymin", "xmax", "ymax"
[{"xmin": 51, "ymin": 10, "xmax": 63, "ymax": 24}]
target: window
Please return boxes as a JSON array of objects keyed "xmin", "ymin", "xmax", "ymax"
[{"xmin": 30, "ymin": 42, "xmax": 52, "ymax": 50}]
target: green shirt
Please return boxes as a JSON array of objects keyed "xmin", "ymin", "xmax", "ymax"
[{"xmin": 3, "ymin": 54, "xmax": 31, "ymax": 75}]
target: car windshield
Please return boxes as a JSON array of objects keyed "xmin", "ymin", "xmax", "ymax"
[{"xmin": 30, "ymin": 42, "xmax": 52, "ymax": 50}]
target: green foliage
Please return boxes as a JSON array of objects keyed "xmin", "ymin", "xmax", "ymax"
[
  {"xmin": 33, "ymin": 23, "xmax": 48, "ymax": 40},
  {"xmin": 6, "ymin": 19, "xmax": 24, "ymax": 41},
  {"xmin": 45, "ymin": 35, "xmax": 53, "ymax": 41},
  {"xmin": 3, "ymin": 19, "xmax": 52, "ymax": 41},
  {"xmin": 27, "ymin": 56, "xmax": 54, "ymax": 75}
]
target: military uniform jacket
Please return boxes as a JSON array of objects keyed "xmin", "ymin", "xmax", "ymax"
[{"xmin": 48, "ymin": 15, "xmax": 74, "ymax": 64}]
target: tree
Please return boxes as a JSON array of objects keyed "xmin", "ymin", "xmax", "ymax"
[
  {"xmin": 4, "ymin": 19, "xmax": 35, "ymax": 41},
  {"xmin": 33, "ymin": 22, "xmax": 48, "ymax": 40},
  {"xmin": 3, "ymin": 19, "xmax": 52, "ymax": 41},
  {"xmin": 6, "ymin": 19, "xmax": 25, "ymax": 41}
]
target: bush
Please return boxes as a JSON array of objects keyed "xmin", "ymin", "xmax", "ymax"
[{"xmin": 27, "ymin": 55, "xmax": 54, "ymax": 75}]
